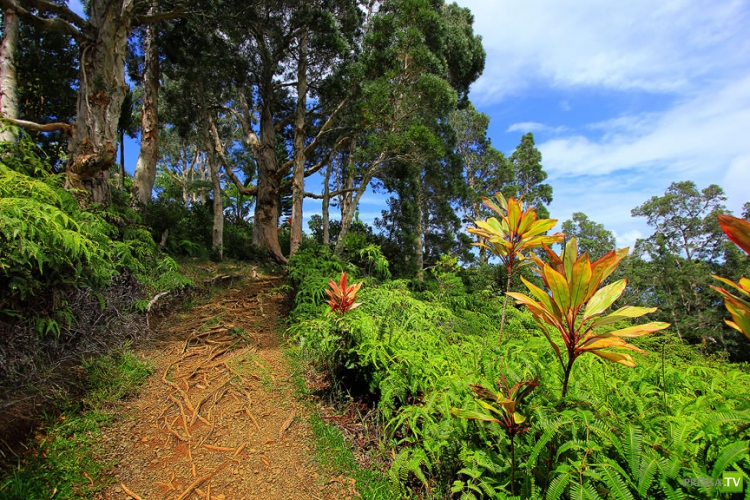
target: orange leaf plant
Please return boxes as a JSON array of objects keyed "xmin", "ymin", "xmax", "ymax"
[
  {"xmin": 450, "ymin": 374, "xmax": 538, "ymax": 495},
  {"xmin": 466, "ymin": 193, "xmax": 564, "ymax": 340},
  {"xmin": 325, "ymin": 271, "xmax": 362, "ymax": 314},
  {"xmin": 711, "ymin": 214, "xmax": 750, "ymax": 340},
  {"xmin": 507, "ymin": 237, "xmax": 670, "ymax": 397}
]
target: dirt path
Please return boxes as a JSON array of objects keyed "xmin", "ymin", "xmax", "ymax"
[{"xmin": 97, "ymin": 273, "xmax": 357, "ymax": 500}]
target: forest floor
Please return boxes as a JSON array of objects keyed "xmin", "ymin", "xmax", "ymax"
[{"xmin": 95, "ymin": 270, "xmax": 359, "ymax": 500}]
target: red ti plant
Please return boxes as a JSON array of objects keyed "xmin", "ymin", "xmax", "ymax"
[
  {"xmin": 451, "ymin": 373, "xmax": 539, "ymax": 495},
  {"xmin": 711, "ymin": 214, "xmax": 750, "ymax": 340},
  {"xmin": 325, "ymin": 271, "xmax": 362, "ymax": 314},
  {"xmin": 467, "ymin": 193, "xmax": 564, "ymax": 341},
  {"xmin": 507, "ymin": 237, "xmax": 670, "ymax": 398}
]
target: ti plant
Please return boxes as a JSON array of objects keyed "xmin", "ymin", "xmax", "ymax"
[
  {"xmin": 467, "ymin": 193, "xmax": 564, "ymax": 341},
  {"xmin": 507, "ymin": 237, "xmax": 670, "ymax": 397},
  {"xmin": 711, "ymin": 214, "xmax": 750, "ymax": 340},
  {"xmin": 325, "ymin": 271, "xmax": 362, "ymax": 315},
  {"xmin": 451, "ymin": 373, "xmax": 539, "ymax": 495}
]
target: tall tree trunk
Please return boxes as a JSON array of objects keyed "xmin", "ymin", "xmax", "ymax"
[
  {"xmin": 205, "ymin": 128, "xmax": 223, "ymax": 260},
  {"xmin": 118, "ymin": 131, "xmax": 126, "ymax": 188},
  {"xmin": 0, "ymin": 7, "xmax": 19, "ymax": 143},
  {"xmin": 415, "ymin": 181, "xmax": 425, "ymax": 280},
  {"xmin": 253, "ymin": 82, "xmax": 286, "ymax": 263},
  {"xmin": 335, "ymin": 156, "xmax": 383, "ymax": 256},
  {"xmin": 133, "ymin": 11, "xmax": 159, "ymax": 205},
  {"xmin": 322, "ymin": 157, "xmax": 332, "ymax": 246},
  {"xmin": 289, "ymin": 31, "xmax": 308, "ymax": 257},
  {"xmin": 65, "ymin": 1, "xmax": 134, "ymax": 205}
]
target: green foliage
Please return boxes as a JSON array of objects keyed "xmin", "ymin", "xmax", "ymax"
[
  {"xmin": 288, "ymin": 245, "xmax": 750, "ymax": 498},
  {"xmin": 0, "ymin": 165, "xmax": 116, "ymax": 308},
  {"xmin": 0, "ymin": 146, "xmax": 192, "ymax": 326}
]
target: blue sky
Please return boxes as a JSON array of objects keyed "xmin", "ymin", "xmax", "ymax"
[
  {"xmin": 112, "ymin": 0, "xmax": 750, "ymax": 250},
  {"xmin": 451, "ymin": 0, "xmax": 750, "ymax": 248}
]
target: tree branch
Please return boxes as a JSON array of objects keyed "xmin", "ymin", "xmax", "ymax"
[
  {"xmin": 303, "ymin": 136, "xmax": 348, "ymax": 178},
  {"xmin": 281, "ymin": 97, "xmax": 351, "ymax": 172},
  {"xmin": 303, "ymin": 188, "xmax": 358, "ymax": 200},
  {"xmin": 0, "ymin": 0, "xmax": 84, "ymax": 41},
  {"xmin": 273, "ymin": 113, "xmax": 294, "ymax": 133},
  {"xmin": 23, "ymin": 0, "xmax": 88, "ymax": 30},
  {"xmin": 1, "ymin": 116, "xmax": 72, "ymax": 135},
  {"xmin": 207, "ymin": 113, "xmax": 258, "ymax": 197},
  {"xmin": 134, "ymin": 8, "xmax": 187, "ymax": 25}
]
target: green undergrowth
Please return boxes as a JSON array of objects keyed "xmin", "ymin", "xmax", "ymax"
[
  {"xmin": 286, "ymin": 245, "xmax": 750, "ymax": 499},
  {"xmin": 0, "ymin": 350, "xmax": 153, "ymax": 500},
  {"xmin": 284, "ymin": 344, "xmax": 396, "ymax": 499}
]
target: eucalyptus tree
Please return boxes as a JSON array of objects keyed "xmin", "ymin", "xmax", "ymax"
[
  {"xmin": 508, "ymin": 132, "xmax": 553, "ymax": 218},
  {"xmin": 0, "ymin": 0, "xmax": 185, "ymax": 204},
  {"xmin": 160, "ymin": 0, "xmax": 362, "ymax": 262},
  {"xmin": 0, "ymin": 11, "xmax": 77, "ymax": 167},
  {"xmin": 333, "ymin": 0, "xmax": 485, "ymax": 257},
  {"xmin": 132, "ymin": 2, "xmax": 161, "ymax": 205}
]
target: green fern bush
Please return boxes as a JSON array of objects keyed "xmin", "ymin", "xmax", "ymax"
[
  {"xmin": 288, "ymin": 253, "xmax": 750, "ymax": 499},
  {"xmin": 0, "ymin": 158, "xmax": 191, "ymax": 317}
]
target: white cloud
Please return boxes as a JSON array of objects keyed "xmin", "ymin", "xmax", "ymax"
[
  {"xmin": 538, "ymin": 76, "xmax": 750, "ymax": 183},
  {"xmin": 507, "ymin": 121, "xmax": 566, "ymax": 134},
  {"xmin": 456, "ymin": 0, "xmax": 750, "ymax": 103}
]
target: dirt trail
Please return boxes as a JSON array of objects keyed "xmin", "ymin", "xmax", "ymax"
[{"xmin": 97, "ymin": 273, "xmax": 357, "ymax": 500}]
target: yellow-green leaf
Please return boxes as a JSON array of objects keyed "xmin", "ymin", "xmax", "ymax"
[
  {"xmin": 608, "ymin": 322, "xmax": 670, "ymax": 338},
  {"xmin": 590, "ymin": 350, "xmax": 637, "ymax": 367},
  {"xmin": 724, "ymin": 295, "xmax": 750, "ymax": 339},
  {"xmin": 544, "ymin": 265, "xmax": 571, "ymax": 312},
  {"xmin": 712, "ymin": 275, "xmax": 750, "ymax": 298},
  {"xmin": 519, "ymin": 275, "xmax": 556, "ymax": 316},
  {"xmin": 569, "ymin": 254, "xmax": 593, "ymax": 311},
  {"xmin": 583, "ymin": 279, "xmax": 627, "ymax": 320},
  {"xmin": 450, "ymin": 407, "xmax": 501, "ymax": 423},
  {"xmin": 563, "ymin": 237, "xmax": 578, "ymax": 281},
  {"xmin": 589, "ymin": 306, "xmax": 659, "ymax": 328}
]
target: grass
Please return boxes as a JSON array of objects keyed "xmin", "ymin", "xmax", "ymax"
[
  {"xmin": 284, "ymin": 345, "xmax": 395, "ymax": 499},
  {"xmin": 0, "ymin": 351, "xmax": 153, "ymax": 500}
]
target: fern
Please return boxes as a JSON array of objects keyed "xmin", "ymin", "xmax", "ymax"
[{"xmin": 710, "ymin": 441, "xmax": 749, "ymax": 479}]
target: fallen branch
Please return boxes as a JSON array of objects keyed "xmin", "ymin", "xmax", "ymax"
[
  {"xmin": 176, "ymin": 459, "xmax": 233, "ymax": 500},
  {"xmin": 203, "ymin": 444, "xmax": 236, "ymax": 452},
  {"xmin": 120, "ymin": 483, "xmax": 144, "ymax": 500},
  {"xmin": 278, "ymin": 410, "xmax": 296, "ymax": 440}
]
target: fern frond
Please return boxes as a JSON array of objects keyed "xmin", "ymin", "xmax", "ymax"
[{"xmin": 711, "ymin": 441, "xmax": 748, "ymax": 479}]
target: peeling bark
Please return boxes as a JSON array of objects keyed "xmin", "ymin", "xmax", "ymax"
[
  {"xmin": 0, "ymin": 7, "xmax": 19, "ymax": 143},
  {"xmin": 133, "ymin": 9, "xmax": 159, "ymax": 205},
  {"xmin": 64, "ymin": 1, "xmax": 134, "ymax": 205},
  {"xmin": 252, "ymin": 72, "xmax": 286, "ymax": 264},
  {"xmin": 205, "ymin": 126, "xmax": 223, "ymax": 260},
  {"xmin": 289, "ymin": 31, "xmax": 308, "ymax": 257}
]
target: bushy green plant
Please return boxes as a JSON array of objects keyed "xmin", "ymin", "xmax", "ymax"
[
  {"xmin": 287, "ymin": 259, "xmax": 750, "ymax": 499},
  {"xmin": 1, "ymin": 148, "xmax": 192, "ymax": 321}
]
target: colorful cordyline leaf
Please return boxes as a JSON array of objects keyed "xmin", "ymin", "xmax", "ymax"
[
  {"xmin": 711, "ymin": 214, "xmax": 750, "ymax": 340},
  {"xmin": 467, "ymin": 193, "xmax": 563, "ymax": 269},
  {"xmin": 507, "ymin": 237, "xmax": 669, "ymax": 397},
  {"xmin": 466, "ymin": 192, "xmax": 563, "ymax": 340},
  {"xmin": 451, "ymin": 374, "xmax": 538, "ymax": 436},
  {"xmin": 450, "ymin": 373, "xmax": 538, "ymax": 495},
  {"xmin": 325, "ymin": 271, "xmax": 362, "ymax": 314}
]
